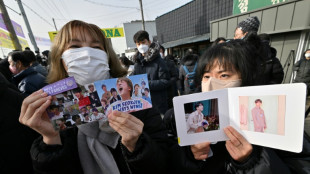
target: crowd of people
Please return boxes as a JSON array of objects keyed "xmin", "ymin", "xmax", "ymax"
[{"xmin": 0, "ymin": 16, "xmax": 309, "ymax": 174}]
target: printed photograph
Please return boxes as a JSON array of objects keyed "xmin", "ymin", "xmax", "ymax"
[
  {"xmin": 94, "ymin": 74, "xmax": 152, "ymax": 116},
  {"xmin": 44, "ymin": 75, "xmax": 151, "ymax": 131},
  {"xmin": 239, "ymin": 95, "xmax": 286, "ymax": 135},
  {"xmin": 184, "ymin": 98, "xmax": 219, "ymax": 134}
]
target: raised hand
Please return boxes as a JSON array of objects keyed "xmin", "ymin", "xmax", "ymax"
[
  {"xmin": 190, "ymin": 142, "xmax": 211, "ymax": 160},
  {"xmin": 19, "ymin": 90, "xmax": 61, "ymax": 145},
  {"xmin": 108, "ymin": 110, "xmax": 144, "ymax": 152},
  {"xmin": 224, "ymin": 126, "xmax": 252, "ymax": 162}
]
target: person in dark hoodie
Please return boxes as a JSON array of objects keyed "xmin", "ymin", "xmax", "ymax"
[
  {"xmin": 132, "ymin": 30, "xmax": 170, "ymax": 114},
  {"xmin": 0, "ymin": 72, "xmax": 39, "ymax": 174},
  {"xmin": 179, "ymin": 48, "xmax": 199, "ymax": 95},
  {"xmin": 8, "ymin": 51, "xmax": 47, "ymax": 96}
]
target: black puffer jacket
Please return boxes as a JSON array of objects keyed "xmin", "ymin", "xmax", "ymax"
[
  {"xmin": 132, "ymin": 42, "xmax": 170, "ymax": 114},
  {"xmin": 164, "ymin": 56, "xmax": 178, "ymax": 108},
  {"xmin": 293, "ymin": 58, "xmax": 310, "ymax": 86},
  {"xmin": 245, "ymin": 34, "xmax": 284, "ymax": 85},
  {"xmin": 12, "ymin": 66, "xmax": 47, "ymax": 96},
  {"xmin": 0, "ymin": 72, "xmax": 39, "ymax": 174},
  {"xmin": 179, "ymin": 54, "xmax": 198, "ymax": 94},
  {"xmin": 30, "ymin": 107, "xmax": 169, "ymax": 174}
]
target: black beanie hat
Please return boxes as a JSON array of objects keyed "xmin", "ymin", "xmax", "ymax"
[{"xmin": 237, "ymin": 16, "xmax": 260, "ymax": 33}]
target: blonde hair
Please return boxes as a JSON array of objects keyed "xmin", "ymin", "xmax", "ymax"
[{"xmin": 47, "ymin": 20, "xmax": 127, "ymax": 83}]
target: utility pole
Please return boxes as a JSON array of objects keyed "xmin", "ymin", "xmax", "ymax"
[
  {"xmin": 52, "ymin": 18, "xmax": 57, "ymax": 31},
  {"xmin": 16, "ymin": 0, "xmax": 38, "ymax": 52},
  {"xmin": 138, "ymin": 0, "xmax": 145, "ymax": 30},
  {"xmin": 0, "ymin": 0, "xmax": 22, "ymax": 50}
]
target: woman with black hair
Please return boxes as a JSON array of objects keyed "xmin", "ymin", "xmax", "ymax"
[
  {"xmin": 8, "ymin": 51, "xmax": 46, "ymax": 96},
  {"xmin": 165, "ymin": 40, "xmax": 291, "ymax": 174}
]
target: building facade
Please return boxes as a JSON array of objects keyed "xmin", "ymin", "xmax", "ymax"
[
  {"xmin": 210, "ymin": 0, "xmax": 310, "ymax": 83},
  {"xmin": 156, "ymin": 0, "xmax": 233, "ymax": 57}
]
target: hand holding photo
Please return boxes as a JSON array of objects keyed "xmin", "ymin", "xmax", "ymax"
[
  {"xmin": 42, "ymin": 74, "xmax": 152, "ymax": 131},
  {"xmin": 173, "ymin": 83, "xmax": 306, "ymax": 153}
]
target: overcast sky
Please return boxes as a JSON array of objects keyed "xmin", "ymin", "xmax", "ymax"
[{"xmin": 3, "ymin": 0, "xmax": 192, "ymax": 50}]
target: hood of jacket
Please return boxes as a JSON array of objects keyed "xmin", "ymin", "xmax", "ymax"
[{"xmin": 134, "ymin": 42, "xmax": 161, "ymax": 64}]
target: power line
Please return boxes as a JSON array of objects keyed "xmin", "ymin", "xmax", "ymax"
[
  {"xmin": 21, "ymin": 2, "xmax": 54, "ymax": 28},
  {"xmin": 4, "ymin": 4, "xmax": 21, "ymax": 15},
  {"xmin": 58, "ymin": 0, "xmax": 72, "ymax": 19},
  {"xmin": 41, "ymin": 0, "xmax": 62, "ymax": 20},
  {"xmin": 50, "ymin": 0, "xmax": 67, "ymax": 19},
  {"xmin": 33, "ymin": 0, "xmax": 54, "ymax": 20},
  {"xmin": 84, "ymin": 0, "xmax": 139, "ymax": 10}
]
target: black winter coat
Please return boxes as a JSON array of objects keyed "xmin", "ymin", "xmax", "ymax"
[
  {"xmin": 255, "ymin": 45, "xmax": 284, "ymax": 85},
  {"xmin": 132, "ymin": 50, "xmax": 170, "ymax": 114},
  {"xmin": 164, "ymin": 57, "xmax": 178, "ymax": 108},
  {"xmin": 293, "ymin": 58, "xmax": 310, "ymax": 86},
  {"xmin": 0, "ymin": 72, "xmax": 39, "ymax": 174},
  {"xmin": 12, "ymin": 66, "xmax": 47, "ymax": 96},
  {"xmin": 30, "ymin": 107, "xmax": 169, "ymax": 174}
]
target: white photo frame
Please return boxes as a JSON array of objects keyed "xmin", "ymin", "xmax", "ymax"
[{"xmin": 173, "ymin": 83, "xmax": 306, "ymax": 153}]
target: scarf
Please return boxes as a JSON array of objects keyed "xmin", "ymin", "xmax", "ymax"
[{"xmin": 77, "ymin": 120, "xmax": 120, "ymax": 174}]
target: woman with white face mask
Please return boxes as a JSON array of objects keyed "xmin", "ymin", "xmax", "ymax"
[
  {"xmin": 19, "ymin": 20, "xmax": 169, "ymax": 174},
  {"xmin": 164, "ymin": 40, "xmax": 291, "ymax": 174}
]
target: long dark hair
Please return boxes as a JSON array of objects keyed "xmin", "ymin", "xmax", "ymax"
[{"xmin": 196, "ymin": 40, "xmax": 258, "ymax": 87}]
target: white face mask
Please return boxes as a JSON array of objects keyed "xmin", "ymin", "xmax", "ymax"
[
  {"xmin": 62, "ymin": 47, "xmax": 110, "ymax": 85},
  {"xmin": 305, "ymin": 53, "xmax": 310, "ymax": 58},
  {"xmin": 138, "ymin": 44, "xmax": 149, "ymax": 54},
  {"xmin": 201, "ymin": 77, "xmax": 242, "ymax": 92}
]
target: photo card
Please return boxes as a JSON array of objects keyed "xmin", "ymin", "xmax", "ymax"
[
  {"xmin": 42, "ymin": 74, "xmax": 152, "ymax": 131},
  {"xmin": 173, "ymin": 83, "xmax": 306, "ymax": 153}
]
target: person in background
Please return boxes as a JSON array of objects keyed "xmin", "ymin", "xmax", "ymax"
[
  {"xmin": 0, "ymin": 52, "xmax": 14, "ymax": 82},
  {"xmin": 160, "ymin": 45, "xmax": 178, "ymax": 108},
  {"xmin": 19, "ymin": 20, "xmax": 169, "ymax": 174},
  {"xmin": 119, "ymin": 54, "xmax": 134, "ymax": 76},
  {"xmin": 132, "ymin": 30, "xmax": 170, "ymax": 115},
  {"xmin": 211, "ymin": 37, "xmax": 227, "ymax": 47},
  {"xmin": 293, "ymin": 49, "xmax": 310, "ymax": 95},
  {"xmin": 23, "ymin": 50, "xmax": 48, "ymax": 76},
  {"xmin": 41, "ymin": 50, "xmax": 49, "ymax": 67},
  {"xmin": 8, "ymin": 51, "xmax": 46, "ymax": 96},
  {"xmin": 179, "ymin": 48, "xmax": 199, "ymax": 95},
  {"xmin": 258, "ymin": 33, "xmax": 284, "ymax": 84},
  {"xmin": 234, "ymin": 16, "xmax": 284, "ymax": 85}
]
